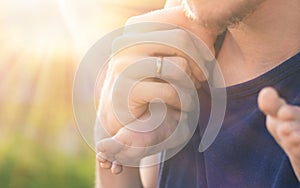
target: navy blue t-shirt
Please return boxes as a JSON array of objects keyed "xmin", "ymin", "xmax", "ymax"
[{"xmin": 158, "ymin": 52, "xmax": 300, "ymax": 188}]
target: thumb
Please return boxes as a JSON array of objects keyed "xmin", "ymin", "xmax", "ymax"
[{"xmin": 258, "ymin": 87, "xmax": 286, "ymax": 117}]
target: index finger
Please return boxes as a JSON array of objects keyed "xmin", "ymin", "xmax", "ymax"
[{"xmin": 112, "ymin": 28, "xmax": 212, "ymax": 82}]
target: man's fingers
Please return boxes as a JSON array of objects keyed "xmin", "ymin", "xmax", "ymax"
[
  {"xmin": 112, "ymin": 29, "xmax": 194, "ymax": 57},
  {"xmin": 113, "ymin": 55, "xmax": 202, "ymax": 88},
  {"xmin": 162, "ymin": 56, "xmax": 201, "ymax": 87},
  {"xmin": 258, "ymin": 87, "xmax": 286, "ymax": 117},
  {"xmin": 129, "ymin": 81, "xmax": 194, "ymax": 112},
  {"xmin": 112, "ymin": 29, "xmax": 209, "ymax": 82}
]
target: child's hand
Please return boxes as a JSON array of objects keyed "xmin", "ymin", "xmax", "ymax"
[{"xmin": 258, "ymin": 87, "xmax": 300, "ymax": 180}]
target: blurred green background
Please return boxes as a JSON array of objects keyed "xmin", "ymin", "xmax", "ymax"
[{"xmin": 0, "ymin": 0, "xmax": 164, "ymax": 187}]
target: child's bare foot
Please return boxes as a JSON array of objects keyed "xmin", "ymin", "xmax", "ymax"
[{"xmin": 96, "ymin": 106, "xmax": 191, "ymax": 174}]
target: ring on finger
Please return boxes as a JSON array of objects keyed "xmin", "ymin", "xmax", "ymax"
[{"xmin": 155, "ymin": 56, "xmax": 164, "ymax": 78}]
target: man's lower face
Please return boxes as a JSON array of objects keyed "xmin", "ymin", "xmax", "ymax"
[{"xmin": 183, "ymin": 0, "xmax": 267, "ymax": 29}]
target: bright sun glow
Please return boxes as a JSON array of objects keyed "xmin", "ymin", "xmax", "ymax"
[
  {"xmin": 0, "ymin": 0, "xmax": 106, "ymax": 145},
  {"xmin": 0, "ymin": 1, "xmax": 165, "ymax": 187},
  {"xmin": 2, "ymin": 1, "xmax": 73, "ymax": 55},
  {"xmin": 0, "ymin": 0, "xmax": 164, "ymax": 144}
]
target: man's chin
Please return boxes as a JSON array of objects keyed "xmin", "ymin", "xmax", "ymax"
[{"xmin": 183, "ymin": 0, "xmax": 266, "ymax": 31}]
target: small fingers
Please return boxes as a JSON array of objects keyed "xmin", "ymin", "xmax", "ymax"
[
  {"xmin": 258, "ymin": 87, "xmax": 286, "ymax": 117},
  {"xmin": 286, "ymin": 126, "xmax": 300, "ymax": 146},
  {"xmin": 276, "ymin": 121, "xmax": 300, "ymax": 158},
  {"xmin": 266, "ymin": 114, "xmax": 300, "ymax": 145},
  {"xmin": 278, "ymin": 104, "xmax": 300, "ymax": 121},
  {"xmin": 266, "ymin": 116, "xmax": 290, "ymax": 143}
]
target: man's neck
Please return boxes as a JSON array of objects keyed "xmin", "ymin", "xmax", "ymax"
[{"xmin": 216, "ymin": 0, "xmax": 300, "ymax": 86}]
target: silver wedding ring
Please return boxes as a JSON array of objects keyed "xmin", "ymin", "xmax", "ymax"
[{"xmin": 155, "ymin": 56, "xmax": 163, "ymax": 78}]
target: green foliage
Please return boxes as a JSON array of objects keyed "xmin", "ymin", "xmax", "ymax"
[{"xmin": 0, "ymin": 136, "xmax": 95, "ymax": 188}]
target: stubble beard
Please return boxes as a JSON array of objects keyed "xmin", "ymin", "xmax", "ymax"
[{"xmin": 182, "ymin": 0, "xmax": 267, "ymax": 33}]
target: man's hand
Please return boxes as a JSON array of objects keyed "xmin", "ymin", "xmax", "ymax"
[
  {"xmin": 95, "ymin": 6, "xmax": 219, "ymax": 175},
  {"xmin": 258, "ymin": 87, "xmax": 300, "ymax": 181}
]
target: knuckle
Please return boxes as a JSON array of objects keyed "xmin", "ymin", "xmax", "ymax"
[
  {"xmin": 109, "ymin": 58, "xmax": 124, "ymax": 76},
  {"xmin": 182, "ymin": 94, "xmax": 194, "ymax": 111},
  {"xmin": 166, "ymin": 57, "xmax": 191, "ymax": 81},
  {"xmin": 266, "ymin": 117, "xmax": 276, "ymax": 129},
  {"xmin": 175, "ymin": 57, "xmax": 189, "ymax": 73},
  {"xmin": 125, "ymin": 16, "xmax": 139, "ymax": 25},
  {"xmin": 266, "ymin": 122, "xmax": 276, "ymax": 136},
  {"xmin": 172, "ymin": 29, "xmax": 190, "ymax": 48},
  {"xmin": 174, "ymin": 29, "xmax": 190, "ymax": 41},
  {"xmin": 277, "ymin": 124, "xmax": 291, "ymax": 137},
  {"xmin": 163, "ymin": 84, "xmax": 178, "ymax": 102},
  {"xmin": 176, "ymin": 88, "xmax": 193, "ymax": 109}
]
